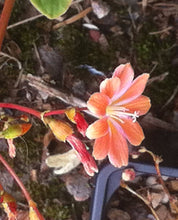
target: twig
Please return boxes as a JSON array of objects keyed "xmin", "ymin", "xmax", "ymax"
[
  {"xmin": 33, "ymin": 43, "xmax": 45, "ymax": 74},
  {"xmin": 0, "ymin": 51, "xmax": 22, "ymax": 69},
  {"xmin": 120, "ymin": 180, "xmax": 160, "ymax": 220},
  {"xmin": 53, "ymin": 7, "xmax": 92, "ymax": 30},
  {"xmin": 0, "ymin": 0, "xmax": 15, "ymax": 50},
  {"xmin": 24, "ymin": 74, "xmax": 87, "ymax": 108},
  {"xmin": 153, "ymin": 3, "xmax": 178, "ymax": 8},
  {"xmin": 7, "ymin": 14, "xmax": 43, "ymax": 30},
  {"xmin": 139, "ymin": 147, "xmax": 178, "ymax": 214},
  {"xmin": 128, "ymin": 6, "xmax": 136, "ymax": 30},
  {"xmin": 162, "ymin": 86, "xmax": 178, "ymax": 109},
  {"xmin": 149, "ymin": 62, "xmax": 158, "ymax": 75},
  {"xmin": 142, "ymin": 147, "xmax": 171, "ymax": 198},
  {"xmin": 149, "ymin": 26, "xmax": 173, "ymax": 35},
  {"xmin": 142, "ymin": 0, "xmax": 148, "ymax": 13},
  {"xmin": 147, "ymin": 72, "xmax": 169, "ymax": 85},
  {"xmin": 24, "ymin": 74, "xmax": 95, "ymax": 117}
]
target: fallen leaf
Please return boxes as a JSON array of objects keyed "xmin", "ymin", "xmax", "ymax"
[{"xmin": 46, "ymin": 149, "xmax": 80, "ymax": 175}]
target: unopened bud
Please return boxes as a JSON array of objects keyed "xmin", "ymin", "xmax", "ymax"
[
  {"xmin": 65, "ymin": 108, "xmax": 88, "ymax": 136},
  {"xmin": 122, "ymin": 168, "xmax": 136, "ymax": 181},
  {"xmin": 44, "ymin": 118, "xmax": 73, "ymax": 142},
  {"xmin": 2, "ymin": 123, "xmax": 32, "ymax": 139},
  {"xmin": 65, "ymin": 108, "xmax": 76, "ymax": 123},
  {"xmin": 0, "ymin": 191, "xmax": 17, "ymax": 219},
  {"xmin": 29, "ymin": 200, "xmax": 44, "ymax": 220}
]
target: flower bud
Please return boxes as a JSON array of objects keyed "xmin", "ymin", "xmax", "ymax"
[
  {"xmin": 29, "ymin": 200, "xmax": 44, "ymax": 220},
  {"xmin": 65, "ymin": 108, "xmax": 88, "ymax": 136},
  {"xmin": 1, "ymin": 123, "xmax": 32, "ymax": 139},
  {"xmin": 44, "ymin": 118, "xmax": 73, "ymax": 142},
  {"xmin": 122, "ymin": 168, "xmax": 136, "ymax": 181},
  {"xmin": 0, "ymin": 191, "xmax": 17, "ymax": 219}
]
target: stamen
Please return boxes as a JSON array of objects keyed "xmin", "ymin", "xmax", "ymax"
[{"xmin": 106, "ymin": 105, "xmax": 140, "ymax": 123}]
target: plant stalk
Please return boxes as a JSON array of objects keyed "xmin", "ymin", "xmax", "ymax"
[
  {"xmin": 0, "ymin": 102, "xmax": 88, "ymax": 118},
  {"xmin": 0, "ymin": 0, "xmax": 16, "ymax": 50},
  {"xmin": 0, "ymin": 153, "xmax": 45, "ymax": 219}
]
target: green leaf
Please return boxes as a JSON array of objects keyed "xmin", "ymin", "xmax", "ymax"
[{"xmin": 30, "ymin": 0, "xmax": 72, "ymax": 19}]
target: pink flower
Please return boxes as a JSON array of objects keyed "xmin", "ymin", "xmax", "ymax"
[{"xmin": 86, "ymin": 63, "xmax": 151, "ymax": 168}]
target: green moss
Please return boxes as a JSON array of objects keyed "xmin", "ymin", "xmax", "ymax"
[
  {"xmin": 27, "ymin": 179, "xmax": 72, "ymax": 219},
  {"xmin": 51, "ymin": 24, "xmax": 116, "ymax": 72}
]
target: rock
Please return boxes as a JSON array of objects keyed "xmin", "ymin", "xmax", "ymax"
[
  {"xmin": 91, "ymin": 0, "xmax": 110, "ymax": 19},
  {"xmin": 169, "ymin": 180, "xmax": 178, "ymax": 191},
  {"xmin": 151, "ymin": 192, "xmax": 167, "ymax": 208},
  {"xmin": 151, "ymin": 192, "xmax": 163, "ymax": 208},
  {"xmin": 146, "ymin": 176, "xmax": 163, "ymax": 190},
  {"xmin": 156, "ymin": 205, "xmax": 175, "ymax": 220},
  {"xmin": 65, "ymin": 174, "xmax": 91, "ymax": 201},
  {"xmin": 107, "ymin": 208, "xmax": 131, "ymax": 220}
]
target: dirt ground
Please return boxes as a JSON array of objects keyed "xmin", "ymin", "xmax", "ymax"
[{"xmin": 0, "ymin": 0, "xmax": 178, "ymax": 219}]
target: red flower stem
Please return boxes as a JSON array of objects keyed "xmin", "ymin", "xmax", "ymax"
[
  {"xmin": 0, "ymin": 153, "xmax": 45, "ymax": 220},
  {"xmin": 0, "ymin": 103, "xmax": 41, "ymax": 118},
  {"xmin": 0, "ymin": 0, "xmax": 15, "ymax": 51},
  {"xmin": 0, "ymin": 103, "xmax": 88, "ymax": 118},
  {"xmin": 0, "ymin": 153, "xmax": 31, "ymax": 200},
  {"xmin": 44, "ymin": 107, "xmax": 88, "ymax": 117}
]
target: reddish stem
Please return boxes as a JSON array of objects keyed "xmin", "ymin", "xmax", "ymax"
[
  {"xmin": 0, "ymin": 153, "xmax": 44, "ymax": 219},
  {"xmin": 0, "ymin": 102, "xmax": 88, "ymax": 118},
  {"xmin": 0, "ymin": 154, "xmax": 31, "ymax": 201},
  {"xmin": 0, "ymin": 103, "xmax": 41, "ymax": 118},
  {"xmin": 0, "ymin": 0, "xmax": 16, "ymax": 50},
  {"xmin": 45, "ymin": 107, "xmax": 88, "ymax": 117}
]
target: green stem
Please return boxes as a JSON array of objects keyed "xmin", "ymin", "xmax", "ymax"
[{"xmin": 0, "ymin": 0, "xmax": 16, "ymax": 50}]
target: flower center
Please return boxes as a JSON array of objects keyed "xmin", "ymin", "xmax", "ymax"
[{"xmin": 106, "ymin": 104, "xmax": 139, "ymax": 123}]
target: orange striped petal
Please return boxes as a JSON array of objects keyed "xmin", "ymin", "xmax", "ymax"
[
  {"xmin": 86, "ymin": 117, "xmax": 109, "ymax": 139},
  {"xmin": 93, "ymin": 132, "xmax": 110, "ymax": 160},
  {"xmin": 122, "ymin": 95, "xmax": 151, "ymax": 116},
  {"xmin": 108, "ymin": 119, "xmax": 128, "ymax": 167},
  {"xmin": 100, "ymin": 77, "xmax": 120, "ymax": 99},
  {"xmin": 87, "ymin": 92, "xmax": 110, "ymax": 117},
  {"xmin": 115, "ymin": 73, "xmax": 149, "ymax": 105},
  {"xmin": 44, "ymin": 118, "xmax": 73, "ymax": 142},
  {"xmin": 113, "ymin": 63, "xmax": 134, "ymax": 97},
  {"xmin": 119, "ymin": 118, "xmax": 145, "ymax": 146}
]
